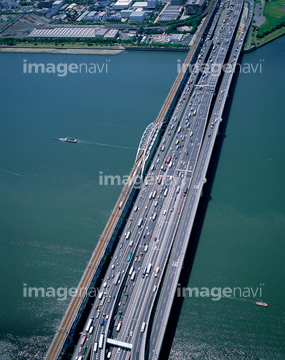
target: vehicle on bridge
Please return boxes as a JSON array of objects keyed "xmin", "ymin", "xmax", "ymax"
[{"xmin": 184, "ymin": 186, "xmax": 188, "ymax": 196}]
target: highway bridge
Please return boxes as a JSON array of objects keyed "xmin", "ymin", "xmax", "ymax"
[{"xmin": 45, "ymin": 0, "xmax": 254, "ymax": 359}]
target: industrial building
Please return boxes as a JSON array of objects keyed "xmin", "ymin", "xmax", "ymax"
[
  {"xmin": 113, "ymin": 0, "xmax": 133, "ymax": 9},
  {"xmin": 185, "ymin": 0, "xmax": 206, "ymax": 15},
  {"xmin": 129, "ymin": 9, "xmax": 147, "ymax": 22}
]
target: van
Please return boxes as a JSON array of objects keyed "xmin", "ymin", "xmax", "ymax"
[
  {"xmin": 129, "ymin": 240, "xmax": 133, "ymax": 247},
  {"xmin": 134, "ymin": 205, "xmax": 138, "ymax": 212},
  {"xmin": 154, "ymin": 201, "xmax": 158, "ymax": 207}
]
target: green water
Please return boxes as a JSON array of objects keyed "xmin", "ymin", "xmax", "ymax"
[{"xmin": 0, "ymin": 37, "xmax": 284, "ymax": 359}]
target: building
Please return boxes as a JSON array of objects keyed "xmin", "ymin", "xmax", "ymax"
[
  {"xmin": 132, "ymin": 1, "xmax": 147, "ymax": 9},
  {"xmin": 38, "ymin": 0, "xmax": 53, "ymax": 8},
  {"xmin": 52, "ymin": 0, "xmax": 64, "ymax": 9},
  {"xmin": 95, "ymin": 28, "xmax": 108, "ymax": 37},
  {"xmin": 147, "ymin": 0, "xmax": 158, "ymax": 9},
  {"xmin": 120, "ymin": 8, "xmax": 133, "ymax": 17},
  {"xmin": 113, "ymin": 0, "xmax": 133, "ymax": 9},
  {"xmin": 158, "ymin": 5, "xmax": 182, "ymax": 21},
  {"xmin": 129, "ymin": 9, "xmax": 147, "ymax": 22},
  {"xmin": 104, "ymin": 29, "xmax": 119, "ymax": 38},
  {"xmin": 84, "ymin": 11, "xmax": 98, "ymax": 21},
  {"xmin": 170, "ymin": 0, "xmax": 183, "ymax": 5},
  {"xmin": 185, "ymin": 0, "xmax": 206, "ymax": 15},
  {"xmin": 97, "ymin": 0, "xmax": 111, "ymax": 8},
  {"xmin": 76, "ymin": 10, "xmax": 89, "ymax": 21}
]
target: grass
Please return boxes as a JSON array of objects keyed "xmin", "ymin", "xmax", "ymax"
[{"xmin": 257, "ymin": 0, "xmax": 285, "ymax": 36}]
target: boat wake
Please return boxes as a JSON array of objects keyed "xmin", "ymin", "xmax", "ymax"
[{"xmin": 79, "ymin": 140, "xmax": 136, "ymax": 150}]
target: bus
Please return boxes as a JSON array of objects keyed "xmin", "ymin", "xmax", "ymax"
[
  {"xmin": 146, "ymin": 263, "xmax": 152, "ymax": 275},
  {"xmin": 164, "ymin": 188, "xmax": 168, "ymax": 197},
  {"xmin": 93, "ymin": 342, "xmax": 98, "ymax": 353},
  {"xmin": 130, "ymin": 271, "xmax": 136, "ymax": 281},
  {"xmin": 99, "ymin": 333, "xmax": 104, "ymax": 349},
  {"xmin": 116, "ymin": 321, "xmax": 122, "ymax": 332},
  {"xmin": 80, "ymin": 334, "xmax": 87, "ymax": 346},
  {"xmin": 141, "ymin": 322, "xmax": 146, "ymax": 332},
  {"xmin": 152, "ymin": 190, "xmax": 157, "ymax": 199},
  {"xmin": 157, "ymin": 176, "xmax": 162, "ymax": 185},
  {"xmin": 98, "ymin": 291, "xmax": 103, "ymax": 300},
  {"xmin": 127, "ymin": 253, "xmax": 132, "ymax": 261},
  {"xmin": 85, "ymin": 318, "xmax": 93, "ymax": 333},
  {"xmin": 129, "ymin": 266, "xmax": 134, "ymax": 276},
  {"xmin": 166, "ymin": 156, "xmax": 171, "ymax": 164},
  {"xmin": 125, "ymin": 231, "xmax": 131, "ymax": 240},
  {"xmin": 183, "ymin": 186, "xmax": 188, "ymax": 196},
  {"xmin": 137, "ymin": 218, "xmax": 143, "ymax": 227},
  {"xmin": 113, "ymin": 272, "xmax": 120, "ymax": 285},
  {"xmin": 152, "ymin": 212, "xmax": 157, "ymax": 221},
  {"xmin": 142, "ymin": 266, "xmax": 147, "ymax": 278}
]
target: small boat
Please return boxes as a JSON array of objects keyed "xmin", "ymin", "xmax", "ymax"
[
  {"xmin": 63, "ymin": 138, "xmax": 78, "ymax": 143},
  {"xmin": 53, "ymin": 137, "xmax": 78, "ymax": 143},
  {"xmin": 256, "ymin": 302, "xmax": 268, "ymax": 307}
]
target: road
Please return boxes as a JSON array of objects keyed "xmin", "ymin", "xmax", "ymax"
[{"xmin": 66, "ymin": 1, "xmax": 254, "ymax": 360}]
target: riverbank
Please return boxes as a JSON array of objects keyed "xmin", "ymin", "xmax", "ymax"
[
  {"xmin": 243, "ymin": 28, "xmax": 285, "ymax": 53},
  {"xmin": 0, "ymin": 45, "xmax": 125, "ymax": 55}
]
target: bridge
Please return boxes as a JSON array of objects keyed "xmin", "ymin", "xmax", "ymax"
[{"xmin": 45, "ymin": 0, "xmax": 254, "ymax": 359}]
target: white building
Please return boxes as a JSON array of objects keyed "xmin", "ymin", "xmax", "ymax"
[
  {"xmin": 52, "ymin": 0, "xmax": 64, "ymax": 8},
  {"xmin": 132, "ymin": 1, "xmax": 147, "ymax": 8},
  {"xmin": 147, "ymin": 0, "xmax": 158, "ymax": 9},
  {"xmin": 113, "ymin": 0, "xmax": 133, "ymax": 9},
  {"xmin": 129, "ymin": 9, "xmax": 146, "ymax": 22}
]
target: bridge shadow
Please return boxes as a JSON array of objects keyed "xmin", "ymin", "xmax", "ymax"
[{"xmin": 158, "ymin": 60, "xmax": 242, "ymax": 360}]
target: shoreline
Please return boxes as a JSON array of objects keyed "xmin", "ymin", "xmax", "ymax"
[
  {"xmin": 0, "ymin": 46, "xmax": 126, "ymax": 55},
  {"xmin": 243, "ymin": 30, "xmax": 285, "ymax": 53},
  {"xmin": 0, "ymin": 44, "xmax": 190, "ymax": 55}
]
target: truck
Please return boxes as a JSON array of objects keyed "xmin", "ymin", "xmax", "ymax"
[
  {"xmin": 146, "ymin": 263, "xmax": 152, "ymax": 275},
  {"xmin": 141, "ymin": 322, "xmax": 146, "ymax": 332},
  {"xmin": 116, "ymin": 321, "xmax": 122, "ymax": 332},
  {"xmin": 137, "ymin": 218, "xmax": 143, "ymax": 227},
  {"xmin": 99, "ymin": 333, "xmax": 104, "ymax": 349},
  {"xmin": 100, "ymin": 317, "xmax": 104, "ymax": 326},
  {"xmin": 164, "ymin": 188, "xmax": 168, "ymax": 197},
  {"xmin": 129, "ymin": 266, "xmax": 134, "ymax": 276},
  {"xmin": 98, "ymin": 291, "xmax": 103, "ymax": 300},
  {"xmin": 142, "ymin": 266, "xmax": 147, "ymax": 278},
  {"xmin": 154, "ymin": 266, "xmax": 160, "ymax": 277},
  {"xmin": 157, "ymin": 176, "xmax": 162, "ymax": 185},
  {"xmin": 93, "ymin": 342, "xmax": 98, "ymax": 353},
  {"xmin": 152, "ymin": 212, "xmax": 157, "ymax": 221},
  {"xmin": 122, "ymin": 293, "xmax": 128, "ymax": 305},
  {"xmin": 85, "ymin": 318, "xmax": 93, "ymax": 333},
  {"xmin": 125, "ymin": 231, "xmax": 131, "ymax": 240},
  {"xmin": 183, "ymin": 186, "xmax": 188, "ymax": 196},
  {"xmin": 130, "ymin": 271, "xmax": 136, "ymax": 281},
  {"xmin": 113, "ymin": 272, "xmax": 120, "ymax": 285},
  {"xmin": 152, "ymin": 190, "xmax": 157, "ymax": 199}
]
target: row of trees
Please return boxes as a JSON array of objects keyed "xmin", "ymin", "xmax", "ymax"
[{"xmin": 257, "ymin": 19, "xmax": 285, "ymax": 38}]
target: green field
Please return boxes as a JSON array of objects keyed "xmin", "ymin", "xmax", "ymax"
[{"xmin": 257, "ymin": 0, "xmax": 285, "ymax": 37}]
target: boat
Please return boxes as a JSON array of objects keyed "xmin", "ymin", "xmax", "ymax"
[
  {"xmin": 64, "ymin": 138, "xmax": 78, "ymax": 143},
  {"xmin": 256, "ymin": 302, "xmax": 268, "ymax": 307},
  {"xmin": 53, "ymin": 137, "xmax": 78, "ymax": 143}
]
